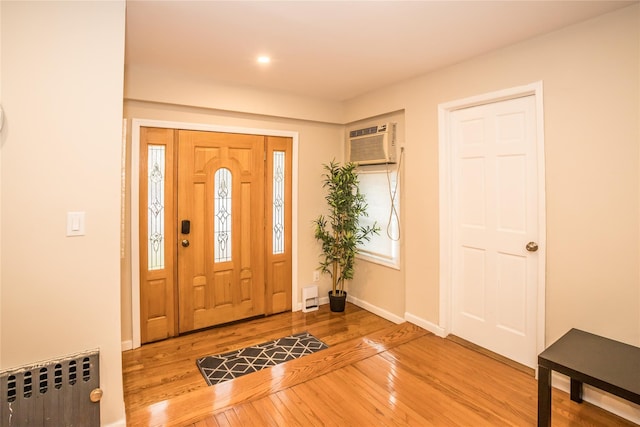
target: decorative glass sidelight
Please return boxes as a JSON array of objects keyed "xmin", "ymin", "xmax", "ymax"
[
  {"xmin": 272, "ymin": 151, "xmax": 285, "ymax": 254},
  {"xmin": 148, "ymin": 145, "xmax": 165, "ymax": 270},
  {"xmin": 214, "ymin": 168, "xmax": 232, "ymax": 262}
]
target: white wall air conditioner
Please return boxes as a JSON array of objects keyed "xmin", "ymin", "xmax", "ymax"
[{"xmin": 347, "ymin": 123, "xmax": 397, "ymax": 165}]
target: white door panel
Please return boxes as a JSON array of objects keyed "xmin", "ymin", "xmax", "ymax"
[
  {"xmin": 461, "ymin": 246, "xmax": 486, "ymax": 321},
  {"xmin": 451, "ymin": 95, "xmax": 538, "ymax": 368}
]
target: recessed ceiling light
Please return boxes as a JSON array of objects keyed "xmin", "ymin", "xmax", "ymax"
[{"xmin": 257, "ymin": 56, "xmax": 271, "ymax": 64}]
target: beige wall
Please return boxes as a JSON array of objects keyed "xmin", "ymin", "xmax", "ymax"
[
  {"xmin": 125, "ymin": 65, "xmax": 345, "ymax": 124},
  {"xmin": 346, "ymin": 4, "xmax": 640, "ymax": 346},
  {"xmin": 0, "ymin": 2, "xmax": 126, "ymax": 425},
  {"xmin": 0, "ymin": 0, "xmax": 3, "ymax": 369},
  {"xmin": 124, "ymin": 5, "xmax": 640, "ymax": 349}
]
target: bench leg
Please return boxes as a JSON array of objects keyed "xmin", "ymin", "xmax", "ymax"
[
  {"xmin": 538, "ymin": 365, "xmax": 552, "ymax": 427},
  {"xmin": 570, "ymin": 378, "xmax": 583, "ymax": 403}
]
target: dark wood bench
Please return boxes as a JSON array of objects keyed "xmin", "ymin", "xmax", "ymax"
[{"xmin": 538, "ymin": 328, "xmax": 640, "ymax": 426}]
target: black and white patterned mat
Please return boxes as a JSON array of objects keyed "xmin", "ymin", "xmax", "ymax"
[{"xmin": 196, "ymin": 331, "xmax": 328, "ymax": 386}]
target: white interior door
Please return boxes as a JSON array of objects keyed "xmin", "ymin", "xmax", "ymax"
[{"xmin": 450, "ymin": 95, "xmax": 539, "ymax": 368}]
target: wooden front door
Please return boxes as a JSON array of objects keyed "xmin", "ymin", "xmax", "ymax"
[
  {"xmin": 139, "ymin": 127, "xmax": 292, "ymax": 343},
  {"xmin": 177, "ymin": 130, "xmax": 266, "ymax": 333}
]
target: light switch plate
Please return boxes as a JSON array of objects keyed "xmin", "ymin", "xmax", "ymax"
[{"xmin": 66, "ymin": 211, "xmax": 86, "ymax": 236}]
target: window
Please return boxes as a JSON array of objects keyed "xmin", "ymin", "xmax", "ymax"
[
  {"xmin": 147, "ymin": 145, "xmax": 165, "ymax": 270},
  {"xmin": 272, "ymin": 151, "xmax": 285, "ymax": 255},
  {"xmin": 357, "ymin": 167, "xmax": 400, "ymax": 269},
  {"xmin": 214, "ymin": 168, "xmax": 232, "ymax": 262}
]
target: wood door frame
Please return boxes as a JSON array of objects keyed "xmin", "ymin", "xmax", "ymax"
[
  {"xmin": 130, "ymin": 118, "xmax": 299, "ymax": 350},
  {"xmin": 437, "ymin": 81, "xmax": 546, "ymax": 367}
]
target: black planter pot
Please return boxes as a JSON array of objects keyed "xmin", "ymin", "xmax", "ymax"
[{"xmin": 328, "ymin": 291, "xmax": 347, "ymax": 312}]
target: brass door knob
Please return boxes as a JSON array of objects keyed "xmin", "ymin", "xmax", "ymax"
[
  {"xmin": 181, "ymin": 239, "xmax": 190, "ymax": 248},
  {"xmin": 90, "ymin": 388, "xmax": 103, "ymax": 403},
  {"xmin": 526, "ymin": 242, "xmax": 539, "ymax": 252}
]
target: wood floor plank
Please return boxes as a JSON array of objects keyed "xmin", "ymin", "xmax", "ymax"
[
  {"xmin": 124, "ymin": 303, "xmax": 639, "ymax": 427},
  {"xmin": 232, "ymin": 401, "xmax": 265, "ymax": 426},
  {"xmin": 339, "ymin": 364, "xmax": 428, "ymax": 426},
  {"xmin": 359, "ymin": 352, "xmax": 491, "ymax": 426},
  {"xmin": 290, "ymin": 381, "xmax": 347, "ymax": 427},
  {"xmin": 188, "ymin": 420, "xmax": 212, "ymax": 427},
  {"xmin": 123, "ymin": 303, "xmax": 394, "ymax": 408},
  {"xmin": 380, "ymin": 336, "xmax": 536, "ymax": 425},
  {"xmin": 227, "ymin": 405, "xmax": 254, "ymax": 426},
  {"xmin": 126, "ymin": 319, "xmax": 426, "ymax": 426},
  {"xmin": 249, "ymin": 396, "xmax": 286, "ymax": 426},
  {"xmin": 313, "ymin": 371, "xmax": 388, "ymax": 425},
  {"xmin": 271, "ymin": 388, "xmax": 323, "ymax": 427},
  {"xmin": 265, "ymin": 393, "xmax": 304, "ymax": 427},
  {"xmin": 212, "ymin": 412, "xmax": 230, "ymax": 427},
  {"xmin": 222, "ymin": 409, "xmax": 241, "ymax": 426}
]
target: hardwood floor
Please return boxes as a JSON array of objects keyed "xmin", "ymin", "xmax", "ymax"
[{"xmin": 123, "ymin": 303, "xmax": 637, "ymax": 426}]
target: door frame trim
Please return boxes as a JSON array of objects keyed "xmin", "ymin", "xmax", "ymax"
[
  {"xmin": 130, "ymin": 118, "xmax": 299, "ymax": 349},
  {"xmin": 437, "ymin": 81, "xmax": 546, "ymax": 367}
]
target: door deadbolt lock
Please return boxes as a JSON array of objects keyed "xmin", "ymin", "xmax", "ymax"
[
  {"xmin": 526, "ymin": 242, "xmax": 539, "ymax": 252},
  {"xmin": 181, "ymin": 239, "xmax": 190, "ymax": 248}
]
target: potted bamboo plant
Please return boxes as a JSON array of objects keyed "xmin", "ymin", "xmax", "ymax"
[{"xmin": 313, "ymin": 160, "xmax": 379, "ymax": 312}]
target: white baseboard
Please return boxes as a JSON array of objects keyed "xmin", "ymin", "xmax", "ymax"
[
  {"xmin": 404, "ymin": 312, "xmax": 447, "ymax": 337},
  {"xmin": 103, "ymin": 418, "xmax": 127, "ymax": 427},
  {"xmin": 551, "ymin": 372, "xmax": 640, "ymax": 424},
  {"xmin": 295, "ymin": 293, "xmax": 404, "ymax": 325},
  {"xmin": 347, "ymin": 295, "xmax": 404, "ymax": 324},
  {"xmin": 121, "ymin": 340, "xmax": 133, "ymax": 352}
]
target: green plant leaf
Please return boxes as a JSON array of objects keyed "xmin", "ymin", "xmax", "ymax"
[{"xmin": 313, "ymin": 160, "xmax": 380, "ymax": 294}]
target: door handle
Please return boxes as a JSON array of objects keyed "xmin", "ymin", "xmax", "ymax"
[
  {"xmin": 526, "ymin": 242, "xmax": 538, "ymax": 252},
  {"xmin": 181, "ymin": 239, "xmax": 190, "ymax": 248}
]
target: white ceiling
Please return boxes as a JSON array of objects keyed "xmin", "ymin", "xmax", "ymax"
[{"xmin": 125, "ymin": 1, "xmax": 636, "ymax": 102}]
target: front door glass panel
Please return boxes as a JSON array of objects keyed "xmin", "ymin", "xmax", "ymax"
[
  {"xmin": 148, "ymin": 145, "xmax": 165, "ymax": 270},
  {"xmin": 214, "ymin": 167, "xmax": 232, "ymax": 262},
  {"xmin": 272, "ymin": 151, "xmax": 285, "ymax": 255}
]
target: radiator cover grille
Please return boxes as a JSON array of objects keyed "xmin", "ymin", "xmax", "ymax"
[{"xmin": 0, "ymin": 351, "xmax": 100, "ymax": 427}]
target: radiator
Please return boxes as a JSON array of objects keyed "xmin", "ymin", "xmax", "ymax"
[{"xmin": 0, "ymin": 350, "xmax": 100, "ymax": 427}]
